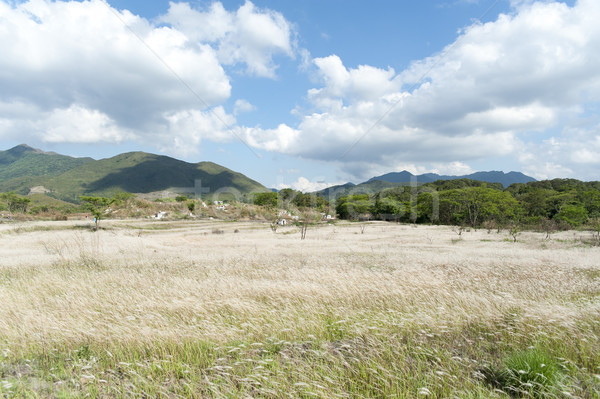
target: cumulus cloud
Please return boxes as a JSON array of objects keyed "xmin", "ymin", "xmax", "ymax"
[
  {"xmin": 233, "ymin": 99, "xmax": 256, "ymax": 115},
  {"xmin": 160, "ymin": 1, "xmax": 295, "ymax": 78},
  {"xmin": 0, "ymin": 102, "xmax": 134, "ymax": 144},
  {"xmin": 0, "ymin": 0, "xmax": 294, "ymax": 154},
  {"xmin": 520, "ymin": 124, "xmax": 600, "ymax": 180},
  {"xmin": 276, "ymin": 177, "xmax": 344, "ymax": 193},
  {"xmin": 156, "ymin": 106, "xmax": 237, "ymax": 156},
  {"xmin": 243, "ymin": 0, "xmax": 600, "ymax": 179}
]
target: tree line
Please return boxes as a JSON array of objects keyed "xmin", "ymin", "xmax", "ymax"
[
  {"xmin": 335, "ymin": 178, "xmax": 600, "ymax": 230},
  {"xmin": 3, "ymin": 178, "xmax": 599, "ymax": 233},
  {"xmin": 253, "ymin": 188, "xmax": 329, "ymax": 211}
]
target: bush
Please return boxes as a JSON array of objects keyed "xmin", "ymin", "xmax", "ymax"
[
  {"xmin": 253, "ymin": 192, "xmax": 278, "ymax": 208},
  {"xmin": 30, "ymin": 205, "xmax": 49, "ymax": 214},
  {"xmin": 187, "ymin": 201, "xmax": 195, "ymax": 212}
]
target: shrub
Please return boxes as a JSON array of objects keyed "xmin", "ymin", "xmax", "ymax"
[{"xmin": 187, "ymin": 201, "xmax": 195, "ymax": 212}]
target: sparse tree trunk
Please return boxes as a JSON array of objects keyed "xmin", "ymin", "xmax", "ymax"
[
  {"xmin": 300, "ymin": 220, "xmax": 308, "ymax": 240},
  {"xmin": 509, "ymin": 223, "xmax": 519, "ymax": 243}
]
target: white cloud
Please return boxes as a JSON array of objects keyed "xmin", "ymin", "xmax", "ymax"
[
  {"xmin": 0, "ymin": 102, "xmax": 133, "ymax": 144},
  {"xmin": 156, "ymin": 106, "xmax": 237, "ymax": 156},
  {"xmin": 431, "ymin": 162, "xmax": 475, "ymax": 176},
  {"xmin": 160, "ymin": 1, "xmax": 295, "ymax": 78},
  {"xmin": 244, "ymin": 0, "xmax": 600, "ymax": 180},
  {"xmin": 0, "ymin": 0, "xmax": 294, "ymax": 155},
  {"xmin": 233, "ymin": 99, "xmax": 256, "ymax": 114},
  {"xmin": 277, "ymin": 177, "xmax": 343, "ymax": 193},
  {"xmin": 43, "ymin": 105, "xmax": 132, "ymax": 144},
  {"xmin": 242, "ymin": 124, "xmax": 299, "ymax": 153},
  {"xmin": 520, "ymin": 124, "xmax": 600, "ymax": 180}
]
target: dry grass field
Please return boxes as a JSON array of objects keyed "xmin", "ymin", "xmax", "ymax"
[{"xmin": 0, "ymin": 218, "xmax": 599, "ymax": 398}]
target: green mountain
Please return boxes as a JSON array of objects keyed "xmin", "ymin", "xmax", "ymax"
[
  {"xmin": 0, "ymin": 144, "xmax": 93, "ymax": 193},
  {"xmin": 0, "ymin": 145, "xmax": 267, "ymax": 202}
]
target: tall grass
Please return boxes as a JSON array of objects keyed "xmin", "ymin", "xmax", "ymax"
[{"xmin": 0, "ymin": 220, "xmax": 598, "ymax": 397}]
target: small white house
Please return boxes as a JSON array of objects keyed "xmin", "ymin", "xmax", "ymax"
[
  {"xmin": 277, "ymin": 219, "xmax": 287, "ymax": 226},
  {"xmin": 153, "ymin": 211, "xmax": 168, "ymax": 219}
]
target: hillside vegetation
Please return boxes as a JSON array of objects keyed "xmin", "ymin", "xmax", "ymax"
[
  {"xmin": 0, "ymin": 145, "xmax": 266, "ymax": 201},
  {"xmin": 335, "ymin": 178, "xmax": 600, "ymax": 233},
  {"xmin": 0, "ymin": 145, "xmax": 93, "ymax": 193}
]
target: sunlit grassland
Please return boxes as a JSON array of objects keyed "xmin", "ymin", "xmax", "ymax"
[{"xmin": 0, "ymin": 219, "xmax": 599, "ymax": 398}]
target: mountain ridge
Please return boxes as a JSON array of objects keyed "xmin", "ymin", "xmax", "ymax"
[
  {"xmin": 316, "ymin": 170, "xmax": 537, "ymax": 200},
  {"xmin": 0, "ymin": 144, "xmax": 267, "ymax": 202},
  {"xmin": 366, "ymin": 170, "xmax": 536, "ymax": 187}
]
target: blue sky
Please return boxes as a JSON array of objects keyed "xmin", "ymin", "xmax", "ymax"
[{"xmin": 0, "ymin": 0, "xmax": 597, "ymax": 191}]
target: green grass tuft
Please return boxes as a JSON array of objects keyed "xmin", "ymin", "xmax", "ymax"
[{"xmin": 484, "ymin": 346, "xmax": 566, "ymax": 397}]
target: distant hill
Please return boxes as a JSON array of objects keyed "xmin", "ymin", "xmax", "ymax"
[
  {"xmin": 0, "ymin": 145, "xmax": 267, "ymax": 202},
  {"xmin": 317, "ymin": 180, "xmax": 408, "ymax": 200},
  {"xmin": 316, "ymin": 170, "xmax": 537, "ymax": 201},
  {"xmin": 367, "ymin": 170, "xmax": 536, "ymax": 187},
  {"xmin": 0, "ymin": 144, "xmax": 93, "ymax": 193}
]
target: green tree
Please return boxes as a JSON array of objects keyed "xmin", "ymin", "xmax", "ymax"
[
  {"xmin": 0, "ymin": 192, "xmax": 31, "ymax": 213},
  {"xmin": 80, "ymin": 196, "xmax": 112, "ymax": 229},
  {"xmin": 438, "ymin": 190, "xmax": 465, "ymax": 225},
  {"xmin": 580, "ymin": 190, "xmax": 600, "ymax": 216},
  {"xmin": 520, "ymin": 189, "xmax": 551, "ymax": 217},
  {"xmin": 416, "ymin": 191, "xmax": 439, "ymax": 223},
  {"xmin": 555, "ymin": 204, "xmax": 587, "ymax": 227},
  {"xmin": 253, "ymin": 192, "xmax": 278, "ymax": 208},
  {"xmin": 278, "ymin": 188, "xmax": 296, "ymax": 202},
  {"xmin": 375, "ymin": 196, "xmax": 405, "ymax": 221},
  {"xmin": 438, "ymin": 187, "xmax": 520, "ymax": 227},
  {"xmin": 336, "ymin": 194, "xmax": 374, "ymax": 220}
]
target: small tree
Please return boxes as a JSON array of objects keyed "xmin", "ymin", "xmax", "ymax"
[
  {"xmin": 80, "ymin": 196, "xmax": 112, "ymax": 230},
  {"xmin": 111, "ymin": 192, "xmax": 135, "ymax": 205},
  {"xmin": 298, "ymin": 211, "xmax": 320, "ymax": 240},
  {"xmin": 1, "ymin": 192, "xmax": 31, "ymax": 213},
  {"xmin": 300, "ymin": 219, "xmax": 308, "ymax": 240},
  {"xmin": 541, "ymin": 218, "xmax": 557, "ymax": 240},
  {"xmin": 187, "ymin": 201, "xmax": 195, "ymax": 213},
  {"xmin": 509, "ymin": 222, "xmax": 520, "ymax": 243},
  {"xmin": 452, "ymin": 225, "xmax": 464, "ymax": 239}
]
